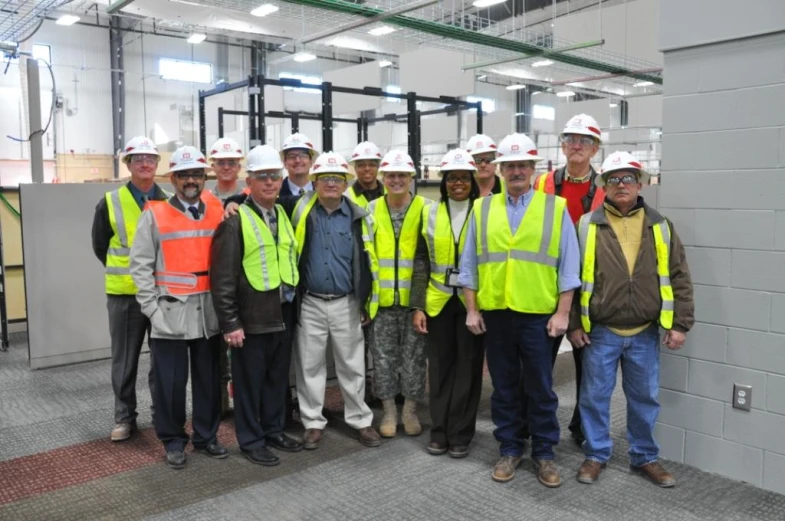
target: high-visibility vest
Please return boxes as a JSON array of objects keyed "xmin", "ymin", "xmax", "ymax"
[
  {"xmin": 368, "ymin": 195, "xmax": 427, "ymax": 308},
  {"xmin": 421, "ymin": 200, "xmax": 469, "ymax": 317},
  {"xmin": 473, "ymin": 191, "xmax": 564, "ymax": 313},
  {"xmin": 150, "ymin": 192, "xmax": 223, "ymax": 295},
  {"xmin": 534, "ymin": 169, "xmax": 605, "ymax": 214},
  {"xmin": 291, "ymin": 192, "xmax": 380, "ymax": 319},
  {"xmin": 577, "ymin": 212, "xmax": 674, "ymax": 332},
  {"xmin": 345, "ymin": 183, "xmax": 386, "ymax": 209},
  {"xmin": 237, "ymin": 204, "xmax": 299, "ymax": 291}
]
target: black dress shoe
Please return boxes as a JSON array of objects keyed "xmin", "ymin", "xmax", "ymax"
[
  {"xmin": 242, "ymin": 446, "xmax": 281, "ymax": 466},
  {"xmin": 448, "ymin": 445, "xmax": 469, "ymax": 458},
  {"xmin": 166, "ymin": 449, "xmax": 186, "ymax": 470},
  {"xmin": 200, "ymin": 441, "xmax": 229, "ymax": 459},
  {"xmin": 266, "ymin": 433, "xmax": 304, "ymax": 453}
]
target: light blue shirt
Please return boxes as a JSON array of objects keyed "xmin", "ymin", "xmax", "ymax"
[
  {"xmin": 303, "ymin": 199, "xmax": 354, "ymax": 295},
  {"xmin": 457, "ymin": 190, "xmax": 581, "ymax": 294},
  {"xmin": 287, "ymin": 178, "xmax": 313, "ymax": 195}
]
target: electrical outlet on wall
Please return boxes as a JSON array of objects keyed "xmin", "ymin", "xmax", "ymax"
[{"xmin": 733, "ymin": 384, "xmax": 752, "ymax": 411}]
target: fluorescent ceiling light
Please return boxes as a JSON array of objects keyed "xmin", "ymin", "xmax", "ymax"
[
  {"xmin": 187, "ymin": 33, "xmax": 207, "ymax": 44},
  {"xmin": 293, "ymin": 52, "xmax": 316, "ymax": 62},
  {"xmin": 251, "ymin": 4, "xmax": 279, "ymax": 17},
  {"xmin": 56, "ymin": 15, "xmax": 80, "ymax": 26},
  {"xmin": 477, "ymin": 74, "xmax": 487, "ymax": 80},
  {"xmin": 378, "ymin": 60, "xmax": 392, "ymax": 68},
  {"xmin": 506, "ymin": 84, "xmax": 526, "ymax": 90},
  {"xmin": 368, "ymin": 26, "xmax": 395, "ymax": 36},
  {"xmin": 531, "ymin": 60, "xmax": 553, "ymax": 67},
  {"xmin": 556, "ymin": 91, "xmax": 576, "ymax": 97},
  {"xmin": 473, "ymin": 0, "xmax": 506, "ymax": 7},
  {"xmin": 634, "ymin": 81, "xmax": 654, "ymax": 87},
  {"xmin": 609, "ymin": 102, "xmax": 618, "ymax": 108}
]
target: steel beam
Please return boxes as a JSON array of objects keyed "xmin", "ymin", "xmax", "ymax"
[
  {"xmin": 109, "ymin": 17, "xmax": 125, "ymax": 178},
  {"xmin": 107, "ymin": 0, "xmax": 136, "ymax": 14}
]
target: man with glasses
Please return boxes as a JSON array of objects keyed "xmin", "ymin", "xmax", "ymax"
[
  {"xmin": 130, "ymin": 146, "xmax": 226, "ymax": 469},
  {"xmin": 532, "ymin": 113, "xmax": 606, "ymax": 447},
  {"xmin": 210, "ymin": 145, "xmax": 304, "ymax": 466},
  {"xmin": 279, "ymin": 133, "xmax": 319, "ymax": 197},
  {"xmin": 346, "ymin": 141, "xmax": 386, "ymax": 208},
  {"xmin": 91, "ymin": 136, "xmax": 169, "ymax": 442},
  {"xmin": 568, "ymin": 152, "xmax": 693, "ymax": 487},
  {"xmin": 466, "ymin": 134, "xmax": 503, "ymax": 197},
  {"xmin": 458, "ymin": 133, "xmax": 580, "ymax": 488},
  {"xmin": 209, "ymin": 137, "xmax": 246, "ymax": 200}
]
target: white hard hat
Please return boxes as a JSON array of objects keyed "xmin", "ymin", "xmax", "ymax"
[
  {"xmin": 209, "ymin": 137, "xmax": 244, "ymax": 160},
  {"xmin": 439, "ymin": 148, "xmax": 477, "ymax": 173},
  {"xmin": 309, "ymin": 151, "xmax": 355, "ymax": 180},
  {"xmin": 596, "ymin": 151, "xmax": 650, "ymax": 187},
  {"xmin": 281, "ymin": 133, "xmax": 318, "ymax": 159},
  {"xmin": 350, "ymin": 141, "xmax": 382, "ymax": 163},
  {"xmin": 492, "ymin": 133, "xmax": 544, "ymax": 163},
  {"xmin": 466, "ymin": 134, "xmax": 497, "ymax": 156},
  {"xmin": 379, "ymin": 150, "xmax": 416, "ymax": 175},
  {"xmin": 246, "ymin": 145, "xmax": 284, "ymax": 172},
  {"xmin": 121, "ymin": 136, "xmax": 159, "ymax": 164},
  {"xmin": 562, "ymin": 113, "xmax": 603, "ymax": 142},
  {"xmin": 168, "ymin": 146, "xmax": 210, "ymax": 173}
]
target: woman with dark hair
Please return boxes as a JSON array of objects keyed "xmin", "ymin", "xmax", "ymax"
[{"xmin": 411, "ymin": 149, "xmax": 484, "ymax": 458}]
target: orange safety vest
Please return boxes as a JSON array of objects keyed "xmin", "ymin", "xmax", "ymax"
[
  {"xmin": 534, "ymin": 168, "xmax": 605, "ymax": 213},
  {"xmin": 149, "ymin": 191, "xmax": 223, "ymax": 295}
]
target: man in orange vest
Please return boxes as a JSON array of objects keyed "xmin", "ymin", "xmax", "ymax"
[
  {"xmin": 130, "ymin": 146, "xmax": 227, "ymax": 470},
  {"xmin": 531, "ymin": 113, "xmax": 605, "ymax": 447}
]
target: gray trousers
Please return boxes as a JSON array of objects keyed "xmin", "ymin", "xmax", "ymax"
[
  {"xmin": 370, "ymin": 305, "xmax": 427, "ymax": 400},
  {"xmin": 107, "ymin": 294, "xmax": 154, "ymax": 424}
]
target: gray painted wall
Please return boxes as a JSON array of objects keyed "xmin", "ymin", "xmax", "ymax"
[{"xmin": 658, "ymin": 0, "xmax": 785, "ymax": 495}]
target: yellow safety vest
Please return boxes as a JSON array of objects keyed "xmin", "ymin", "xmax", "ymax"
[
  {"xmin": 345, "ymin": 183, "xmax": 386, "ymax": 209},
  {"xmin": 238, "ymin": 204, "xmax": 299, "ymax": 291},
  {"xmin": 291, "ymin": 192, "xmax": 380, "ymax": 319},
  {"xmin": 369, "ymin": 195, "xmax": 427, "ymax": 308},
  {"xmin": 474, "ymin": 191, "xmax": 564, "ymax": 313},
  {"xmin": 104, "ymin": 186, "xmax": 143, "ymax": 295},
  {"xmin": 577, "ymin": 213, "xmax": 674, "ymax": 332},
  {"xmin": 421, "ymin": 200, "xmax": 468, "ymax": 317}
]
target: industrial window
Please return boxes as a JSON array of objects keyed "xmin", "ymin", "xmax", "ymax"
[
  {"xmin": 279, "ymin": 72, "xmax": 322, "ymax": 94},
  {"xmin": 384, "ymin": 84, "xmax": 402, "ymax": 102},
  {"xmin": 466, "ymin": 96, "xmax": 496, "ymax": 113},
  {"xmin": 159, "ymin": 58, "xmax": 213, "ymax": 84},
  {"xmin": 10, "ymin": 44, "xmax": 51, "ymax": 64},
  {"xmin": 532, "ymin": 104, "xmax": 555, "ymax": 121}
]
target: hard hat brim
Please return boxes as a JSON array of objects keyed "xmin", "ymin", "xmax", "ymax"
[
  {"xmin": 168, "ymin": 164, "xmax": 212, "ymax": 174},
  {"xmin": 468, "ymin": 147, "xmax": 497, "ymax": 156},
  {"xmin": 309, "ymin": 171, "xmax": 356, "ymax": 181},
  {"xmin": 247, "ymin": 163, "xmax": 284, "ymax": 172},
  {"xmin": 210, "ymin": 152, "xmax": 245, "ymax": 160},
  {"xmin": 492, "ymin": 154, "xmax": 544, "ymax": 164},
  {"xmin": 561, "ymin": 128, "xmax": 603, "ymax": 143}
]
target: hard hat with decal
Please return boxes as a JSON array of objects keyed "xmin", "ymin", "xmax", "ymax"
[
  {"xmin": 492, "ymin": 133, "xmax": 544, "ymax": 163},
  {"xmin": 168, "ymin": 146, "xmax": 210, "ymax": 173},
  {"xmin": 439, "ymin": 148, "xmax": 477, "ymax": 173},
  {"xmin": 561, "ymin": 113, "xmax": 603, "ymax": 142},
  {"xmin": 596, "ymin": 151, "xmax": 650, "ymax": 187},
  {"xmin": 246, "ymin": 145, "xmax": 284, "ymax": 172},
  {"xmin": 281, "ymin": 133, "xmax": 318, "ymax": 159},
  {"xmin": 350, "ymin": 141, "xmax": 383, "ymax": 163},
  {"xmin": 466, "ymin": 134, "xmax": 497, "ymax": 156},
  {"xmin": 309, "ymin": 151, "xmax": 355, "ymax": 180},
  {"xmin": 209, "ymin": 137, "xmax": 244, "ymax": 160},
  {"xmin": 379, "ymin": 150, "xmax": 416, "ymax": 175},
  {"xmin": 121, "ymin": 136, "xmax": 159, "ymax": 164}
]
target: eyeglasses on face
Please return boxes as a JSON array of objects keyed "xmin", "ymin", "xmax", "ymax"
[
  {"xmin": 214, "ymin": 160, "xmax": 240, "ymax": 167},
  {"xmin": 315, "ymin": 175, "xmax": 346, "ymax": 185},
  {"xmin": 285, "ymin": 152, "xmax": 310, "ymax": 161},
  {"xmin": 174, "ymin": 171, "xmax": 206, "ymax": 180},
  {"xmin": 130, "ymin": 155, "xmax": 158, "ymax": 165},
  {"xmin": 605, "ymin": 174, "xmax": 638, "ymax": 186},
  {"xmin": 560, "ymin": 135, "xmax": 597, "ymax": 147},
  {"xmin": 248, "ymin": 172, "xmax": 282, "ymax": 181},
  {"xmin": 446, "ymin": 174, "xmax": 472, "ymax": 184},
  {"xmin": 473, "ymin": 156, "xmax": 495, "ymax": 165}
]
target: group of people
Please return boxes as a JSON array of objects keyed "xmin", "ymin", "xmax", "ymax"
[{"xmin": 91, "ymin": 111, "xmax": 694, "ymax": 490}]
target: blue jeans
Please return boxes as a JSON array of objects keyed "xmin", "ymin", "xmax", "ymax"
[{"xmin": 579, "ymin": 324, "xmax": 660, "ymax": 467}]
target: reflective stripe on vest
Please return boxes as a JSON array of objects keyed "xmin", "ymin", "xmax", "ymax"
[
  {"xmin": 368, "ymin": 195, "xmax": 426, "ymax": 308},
  {"xmin": 105, "ymin": 186, "xmax": 142, "ymax": 295},
  {"xmin": 238, "ymin": 204, "xmax": 299, "ymax": 291},
  {"xmin": 474, "ymin": 191, "xmax": 563, "ymax": 313},
  {"xmin": 422, "ymin": 201, "xmax": 468, "ymax": 317},
  {"xmin": 344, "ymin": 183, "xmax": 386, "ymax": 209},
  {"xmin": 577, "ymin": 214, "xmax": 674, "ymax": 332}
]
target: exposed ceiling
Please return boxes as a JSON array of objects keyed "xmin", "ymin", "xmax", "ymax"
[{"xmin": 0, "ymin": 0, "xmax": 76, "ymax": 42}]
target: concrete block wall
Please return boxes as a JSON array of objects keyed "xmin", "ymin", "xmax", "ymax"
[{"xmin": 658, "ymin": 0, "xmax": 785, "ymax": 495}]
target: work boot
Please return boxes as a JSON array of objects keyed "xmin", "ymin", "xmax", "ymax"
[
  {"xmin": 491, "ymin": 455, "xmax": 522, "ymax": 483},
  {"xmin": 303, "ymin": 429, "xmax": 323, "ymax": 450},
  {"xmin": 577, "ymin": 459, "xmax": 606, "ymax": 484},
  {"xmin": 379, "ymin": 399, "xmax": 398, "ymax": 438},
  {"xmin": 110, "ymin": 422, "xmax": 135, "ymax": 442},
  {"xmin": 401, "ymin": 399, "xmax": 422, "ymax": 436},
  {"xmin": 633, "ymin": 461, "xmax": 676, "ymax": 488},
  {"xmin": 357, "ymin": 426, "xmax": 382, "ymax": 447},
  {"xmin": 533, "ymin": 459, "xmax": 562, "ymax": 488}
]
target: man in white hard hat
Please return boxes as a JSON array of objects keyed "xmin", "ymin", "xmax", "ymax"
[
  {"xmin": 209, "ymin": 137, "xmax": 246, "ymax": 200},
  {"xmin": 210, "ymin": 145, "xmax": 304, "ymax": 466},
  {"xmin": 466, "ymin": 134, "xmax": 503, "ymax": 198},
  {"xmin": 279, "ymin": 133, "xmax": 318, "ymax": 197},
  {"xmin": 530, "ymin": 113, "xmax": 606, "ymax": 447},
  {"xmin": 291, "ymin": 151, "xmax": 382, "ymax": 450},
  {"xmin": 367, "ymin": 150, "xmax": 429, "ymax": 439},
  {"xmin": 130, "ymin": 146, "xmax": 227, "ymax": 469},
  {"xmin": 458, "ymin": 133, "xmax": 580, "ymax": 488},
  {"xmin": 91, "ymin": 136, "xmax": 169, "ymax": 442},
  {"xmin": 568, "ymin": 151, "xmax": 693, "ymax": 488},
  {"xmin": 346, "ymin": 141, "xmax": 386, "ymax": 208}
]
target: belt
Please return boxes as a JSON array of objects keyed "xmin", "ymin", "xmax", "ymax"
[{"xmin": 306, "ymin": 291, "xmax": 349, "ymax": 302}]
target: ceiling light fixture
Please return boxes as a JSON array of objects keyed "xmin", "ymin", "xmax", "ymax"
[
  {"xmin": 473, "ymin": 0, "xmax": 506, "ymax": 7},
  {"xmin": 556, "ymin": 91, "xmax": 576, "ymax": 97},
  {"xmin": 477, "ymin": 74, "xmax": 487, "ymax": 80},
  {"xmin": 251, "ymin": 4, "xmax": 279, "ymax": 17},
  {"xmin": 56, "ymin": 15, "xmax": 80, "ymax": 26},
  {"xmin": 609, "ymin": 102, "xmax": 618, "ymax": 108},
  {"xmin": 378, "ymin": 60, "xmax": 392, "ymax": 68},
  {"xmin": 506, "ymin": 84, "xmax": 526, "ymax": 90},
  {"xmin": 369, "ymin": 26, "xmax": 396, "ymax": 36},
  {"xmin": 187, "ymin": 33, "xmax": 207, "ymax": 44},
  {"xmin": 293, "ymin": 52, "xmax": 316, "ymax": 62},
  {"xmin": 634, "ymin": 81, "xmax": 654, "ymax": 87},
  {"xmin": 531, "ymin": 60, "xmax": 553, "ymax": 67}
]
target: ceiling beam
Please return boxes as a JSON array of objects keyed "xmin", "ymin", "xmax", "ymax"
[
  {"xmin": 461, "ymin": 40, "xmax": 605, "ymax": 71},
  {"xmin": 107, "ymin": 0, "xmax": 137, "ymax": 15}
]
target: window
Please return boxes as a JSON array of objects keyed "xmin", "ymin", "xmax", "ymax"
[
  {"xmin": 279, "ymin": 72, "xmax": 322, "ymax": 94},
  {"xmin": 10, "ymin": 44, "xmax": 51, "ymax": 65},
  {"xmin": 532, "ymin": 104, "xmax": 555, "ymax": 121},
  {"xmin": 384, "ymin": 84, "xmax": 402, "ymax": 102},
  {"xmin": 159, "ymin": 58, "xmax": 212, "ymax": 84},
  {"xmin": 466, "ymin": 96, "xmax": 496, "ymax": 113}
]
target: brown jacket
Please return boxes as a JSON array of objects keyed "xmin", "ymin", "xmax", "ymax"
[{"xmin": 569, "ymin": 198, "xmax": 694, "ymax": 333}]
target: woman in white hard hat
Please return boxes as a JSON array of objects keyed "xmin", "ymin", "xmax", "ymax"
[{"xmin": 411, "ymin": 149, "xmax": 483, "ymax": 458}]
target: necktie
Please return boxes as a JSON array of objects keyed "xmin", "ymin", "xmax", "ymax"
[
  {"xmin": 266, "ymin": 210, "xmax": 278, "ymax": 238},
  {"xmin": 187, "ymin": 206, "xmax": 200, "ymax": 220},
  {"xmin": 298, "ymin": 188, "xmax": 304, "ymax": 196}
]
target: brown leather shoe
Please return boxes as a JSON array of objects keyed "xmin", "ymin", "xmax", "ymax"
[
  {"xmin": 633, "ymin": 461, "xmax": 676, "ymax": 488},
  {"xmin": 491, "ymin": 455, "xmax": 522, "ymax": 483},
  {"xmin": 577, "ymin": 459, "xmax": 606, "ymax": 484},
  {"xmin": 533, "ymin": 459, "xmax": 562, "ymax": 488},
  {"xmin": 110, "ymin": 422, "xmax": 135, "ymax": 442},
  {"xmin": 303, "ymin": 428, "xmax": 323, "ymax": 450},
  {"xmin": 357, "ymin": 426, "xmax": 381, "ymax": 447}
]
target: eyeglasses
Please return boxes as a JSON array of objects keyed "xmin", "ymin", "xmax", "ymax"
[
  {"xmin": 285, "ymin": 152, "xmax": 310, "ymax": 161},
  {"xmin": 446, "ymin": 175, "xmax": 472, "ymax": 184},
  {"xmin": 315, "ymin": 175, "xmax": 346, "ymax": 185},
  {"xmin": 130, "ymin": 155, "xmax": 158, "ymax": 165},
  {"xmin": 174, "ymin": 172, "xmax": 206, "ymax": 180},
  {"xmin": 248, "ymin": 172, "xmax": 282, "ymax": 181},
  {"xmin": 561, "ymin": 135, "xmax": 597, "ymax": 147},
  {"xmin": 474, "ymin": 157, "xmax": 495, "ymax": 165},
  {"xmin": 214, "ymin": 159, "xmax": 240, "ymax": 167},
  {"xmin": 604, "ymin": 174, "xmax": 638, "ymax": 186}
]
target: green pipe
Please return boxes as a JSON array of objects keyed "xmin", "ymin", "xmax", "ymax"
[{"xmin": 283, "ymin": 0, "xmax": 662, "ymax": 85}]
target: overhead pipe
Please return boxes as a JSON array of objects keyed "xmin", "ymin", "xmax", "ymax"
[
  {"xmin": 461, "ymin": 40, "xmax": 605, "ymax": 71},
  {"xmin": 550, "ymin": 67, "xmax": 663, "ymax": 86}
]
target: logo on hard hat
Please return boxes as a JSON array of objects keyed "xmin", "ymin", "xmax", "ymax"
[
  {"xmin": 328, "ymin": 157, "xmax": 337, "ymax": 164},
  {"xmin": 142, "ymin": 140, "xmax": 150, "ymax": 146},
  {"xmin": 455, "ymin": 153, "xmax": 463, "ymax": 161},
  {"xmin": 612, "ymin": 156, "xmax": 621, "ymax": 164},
  {"xmin": 223, "ymin": 144, "xmax": 231, "ymax": 150},
  {"xmin": 511, "ymin": 144, "xmax": 519, "ymax": 152},
  {"xmin": 477, "ymin": 142, "xmax": 483, "ymax": 147}
]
